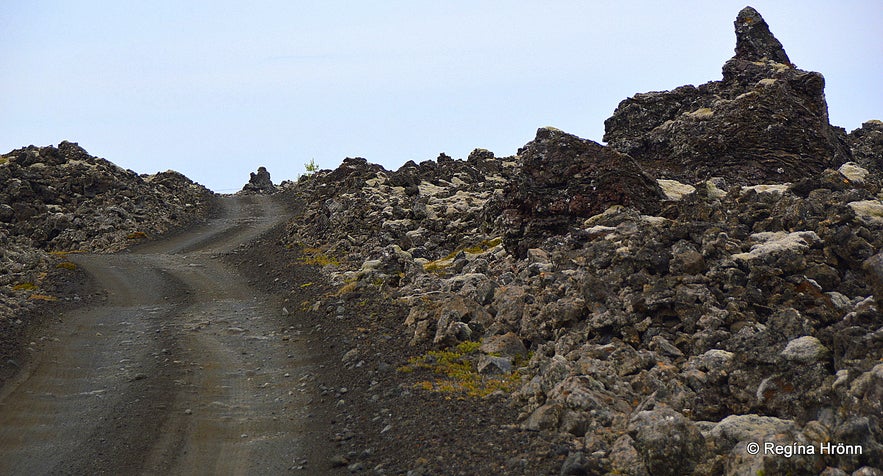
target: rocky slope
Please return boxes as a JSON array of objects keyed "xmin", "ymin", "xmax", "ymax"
[
  {"xmin": 276, "ymin": 7, "xmax": 883, "ymax": 475},
  {"xmin": 0, "ymin": 141, "xmax": 214, "ymax": 338}
]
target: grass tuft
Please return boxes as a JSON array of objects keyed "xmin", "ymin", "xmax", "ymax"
[
  {"xmin": 398, "ymin": 340, "xmax": 524, "ymax": 398},
  {"xmin": 423, "ymin": 237, "xmax": 502, "ymax": 274},
  {"xmin": 29, "ymin": 294, "xmax": 58, "ymax": 302},
  {"xmin": 300, "ymin": 247, "xmax": 340, "ymax": 266}
]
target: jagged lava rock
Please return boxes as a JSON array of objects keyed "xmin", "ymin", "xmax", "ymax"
[
  {"xmin": 603, "ymin": 6, "xmax": 851, "ymax": 185},
  {"xmin": 848, "ymin": 120, "xmax": 883, "ymax": 174},
  {"xmin": 0, "ymin": 141, "xmax": 214, "ymax": 252},
  {"xmin": 0, "ymin": 141, "xmax": 215, "ymax": 324},
  {"xmin": 240, "ymin": 166, "xmax": 277, "ymax": 194},
  {"xmin": 274, "ymin": 7, "xmax": 883, "ymax": 474},
  {"xmin": 496, "ymin": 127, "xmax": 663, "ymax": 258},
  {"xmin": 733, "ymin": 6, "xmax": 790, "ymax": 64}
]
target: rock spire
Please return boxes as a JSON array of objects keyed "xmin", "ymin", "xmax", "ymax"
[{"xmin": 733, "ymin": 6, "xmax": 791, "ymax": 64}]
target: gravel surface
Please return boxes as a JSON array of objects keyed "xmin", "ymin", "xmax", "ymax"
[{"xmin": 225, "ymin": 204, "xmax": 571, "ymax": 475}]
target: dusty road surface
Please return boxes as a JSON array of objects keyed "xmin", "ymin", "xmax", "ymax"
[{"xmin": 0, "ymin": 195, "xmax": 324, "ymax": 475}]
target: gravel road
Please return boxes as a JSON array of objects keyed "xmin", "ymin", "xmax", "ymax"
[{"xmin": 0, "ymin": 195, "xmax": 327, "ymax": 475}]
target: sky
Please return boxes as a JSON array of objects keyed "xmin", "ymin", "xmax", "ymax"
[{"xmin": 2, "ymin": 1, "xmax": 881, "ymax": 192}]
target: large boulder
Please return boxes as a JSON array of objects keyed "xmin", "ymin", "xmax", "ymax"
[
  {"xmin": 603, "ymin": 6, "xmax": 852, "ymax": 185},
  {"xmin": 494, "ymin": 127, "xmax": 663, "ymax": 258}
]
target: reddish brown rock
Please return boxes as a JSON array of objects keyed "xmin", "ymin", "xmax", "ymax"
[{"xmin": 497, "ymin": 127, "xmax": 663, "ymax": 258}]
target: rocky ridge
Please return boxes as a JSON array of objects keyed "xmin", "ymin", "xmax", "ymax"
[
  {"xmin": 603, "ymin": 6, "xmax": 852, "ymax": 186},
  {"xmin": 0, "ymin": 141, "xmax": 214, "ymax": 329},
  {"xmin": 0, "ymin": 5, "xmax": 880, "ymax": 475},
  {"xmin": 277, "ymin": 7, "xmax": 883, "ymax": 475}
]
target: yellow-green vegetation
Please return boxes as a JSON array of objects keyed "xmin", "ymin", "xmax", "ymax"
[
  {"xmin": 422, "ymin": 237, "xmax": 503, "ymax": 274},
  {"xmin": 126, "ymin": 231, "xmax": 148, "ymax": 240},
  {"xmin": 423, "ymin": 258, "xmax": 455, "ymax": 274},
  {"xmin": 334, "ymin": 280, "xmax": 358, "ymax": 296},
  {"xmin": 462, "ymin": 237, "xmax": 503, "ymax": 254},
  {"xmin": 304, "ymin": 158, "xmax": 319, "ymax": 174},
  {"xmin": 29, "ymin": 294, "xmax": 58, "ymax": 302},
  {"xmin": 686, "ymin": 107, "xmax": 714, "ymax": 119},
  {"xmin": 49, "ymin": 250, "xmax": 85, "ymax": 256},
  {"xmin": 12, "ymin": 282, "xmax": 38, "ymax": 291},
  {"xmin": 299, "ymin": 247, "xmax": 340, "ymax": 266},
  {"xmin": 398, "ymin": 340, "xmax": 525, "ymax": 398},
  {"xmin": 56, "ymin": 261, "xmax": 77, "ymax": 270},
  {"xmin": 0, "ymin": 156, "xmax": 8, "ymax": 165}
]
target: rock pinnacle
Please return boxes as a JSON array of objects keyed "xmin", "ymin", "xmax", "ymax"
[{"xmin": 734, "ymin": 6, "xmax": 791, "ymax": 64}]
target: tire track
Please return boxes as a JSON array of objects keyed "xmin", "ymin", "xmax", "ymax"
[{"xmin": 0, "ymin": 195, "xmax": 314, "ymax": 475}]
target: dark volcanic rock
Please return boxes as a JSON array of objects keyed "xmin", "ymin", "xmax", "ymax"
[
  {"xmin": 0, "ymin": 141, "xmax": 214, "ymax": 252},
  {"xmin": 495, "ymin": 127, "xmax": 663, "ymax": 258},
  {"xmin": 603, "ymin": 7, "xmax": 851, "ymax": 185},
  {"xmin": 848, "ymin": 120, "xmax": 883, "ymax": 174},
  {"xmin": 240, "ymin": 166, "xmax": 277, "ymax": 194},
  {"xmin": 1, "ymin": 141, "xmax": 215, "ymax": 323},
  {"xmin": 265, "ymin": 7, "xmax": 883, "ymax": 475},
  {"xmin": 864, "ymin": 252, "xmax": 883, "ymax": 306},
  {"xmin": 733, "ymin": 6, "xmax": 790, "ymax": 64}
]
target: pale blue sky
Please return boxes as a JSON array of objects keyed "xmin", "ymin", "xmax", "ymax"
[{"xmin": 2, "ymin": 1, "xmax": 880, "ymax": 191}]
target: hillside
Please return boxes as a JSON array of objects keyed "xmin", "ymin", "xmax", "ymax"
[{"xmin": 268, "ymin": 7, "xmax": 883, "ymax": 475}]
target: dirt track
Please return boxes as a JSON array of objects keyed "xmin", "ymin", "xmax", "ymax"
[{"xmin": 0, "ymin": 195, "xmax": 326, "ymax": 475}]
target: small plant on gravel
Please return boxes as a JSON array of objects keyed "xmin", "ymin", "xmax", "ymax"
[
  {"xmin": 399, "ymin": 340, "xmax": 524, "ymax": 398},
  {"xmin": 55, "ymin": 261, "xmax": 77, "ymax": 270},
  {"xmin": 304, "ymin": 158, "xmax": 319, "ymax": 174},
  {"xmin": 126, "ymin": 231, "xmax": 148, "ymax": 240},
  {"xmin": 299, "ymin": 247, "xmax": 340, "ymax": 267}
]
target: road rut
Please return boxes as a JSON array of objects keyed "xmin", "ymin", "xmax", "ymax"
[{"xmin": 0, "ymin": 195, "xmax": 320, "ymax": 475}]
